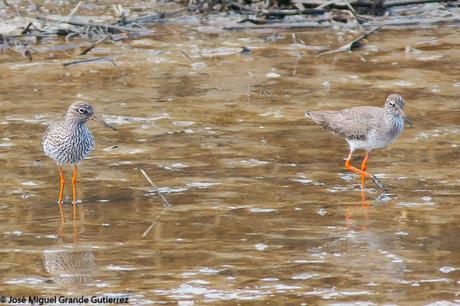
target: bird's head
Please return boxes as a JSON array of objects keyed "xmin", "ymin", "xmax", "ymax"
[
  {"xmin": 384, "ymin": 94, "xmax": 413, "ymax": 127},
  {"xmin": 67, "ymin": 102, "xmax": 94, "ymax": 122},
  {"xmin": 66, "ymin": 101, "xmax": 116, "ymax": 130}
]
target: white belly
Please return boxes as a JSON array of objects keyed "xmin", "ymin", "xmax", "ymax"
[
  {"xmin": 346, "ymin": 119, "xmax": 404, "ymax": 152},
  {"xmin": 346, "ymin": 139, "xmax": 377, "ymax": 152}
]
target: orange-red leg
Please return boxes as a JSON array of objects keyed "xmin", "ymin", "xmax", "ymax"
[
  {"xmin": 360, "ymin": 186, "xmax": 369, "ymax": 208},
  {"xmin": 58, "ymin": 166, "xmax": 65, "ymax": 222},
  {"xmin": 345, "ymin": 150, "xmax": 387, "ymax": 191},
  {"xmin": 72, "ymin": 165, "xmax": 78, "ymax": 220},
  {"xmin": 58, "ymin": 166, "xmax": 65, "ymax": 203},
  {"xmin": 360, "ymin": 152, "xmax": 369, "ymax": 203},
  {"xmin": 73, "ymin": 219, "xmax": 78, "ymax": 243},
  {"xmin": 345, "ymin": 151, "xmax": 373, "ymax": 178},
  {"xmin": 360, "ymin": 152, "xmax": 369, "ymax": 190}
]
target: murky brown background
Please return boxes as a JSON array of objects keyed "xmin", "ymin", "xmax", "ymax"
[{"xmin": 0, "ymin": 22, "xmax": 459, "ymax": 305}]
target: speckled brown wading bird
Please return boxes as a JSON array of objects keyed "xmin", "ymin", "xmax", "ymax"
[
  {"xmin": 42, "ymin": 102, "xmax": 116, "ymax": 219},
  {"xmin": 305, "ymin": 94, "xmax": 413, "ymax": 192}
]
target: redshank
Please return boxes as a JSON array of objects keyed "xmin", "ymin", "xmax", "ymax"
[
  {"xmin": 305, "ymin": 94, "xmax": 412, "ymax": 191},
  {"xmin": 42, "ymin": 102, "xmax": 116, "ymax": 214}
]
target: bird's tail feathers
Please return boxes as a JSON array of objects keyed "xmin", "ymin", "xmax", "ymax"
[{"xmin": 305, "ymin": 111, "xmax": 323, "ymax": 122}]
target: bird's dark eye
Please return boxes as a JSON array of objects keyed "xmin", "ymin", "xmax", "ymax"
[
  {"xmin": 78, "ymin": 108, "xmax": 87, "ymax": 114},
  {"xmin": 389, "ymin": 101, "xmax": 395, "ymax": 107}
]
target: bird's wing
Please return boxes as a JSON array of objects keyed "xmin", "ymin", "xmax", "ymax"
[
  {"xmin": 307, "ymin": 107, "xmax": 380, "ymax": 140},
  {"xmin": 41, "ymin": 121, "xmax": 60, "ymax": 145},
  {"xmin": 41, "ymin": 123, "xmax": 51, "ymax": 145}
]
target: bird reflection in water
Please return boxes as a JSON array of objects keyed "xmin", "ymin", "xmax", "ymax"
[
  {"xmin": 43, "ymin": 211, "xmax": 96, "ymax": 289},
  {"xmin": 344, "ymin": 187, "xmax": 370, "ymax": 231}
]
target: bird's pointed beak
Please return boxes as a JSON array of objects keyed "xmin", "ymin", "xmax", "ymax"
[
  {"xmin": 404, "ymin": 116, "xmax": 414, "ymax": 127},
  {"xmin": 399, "ymin": 109, "xmax": 414, "ymax": 127},
  {"xmin": 91, "ymin": 115, "xmax": 117, "ymax": 131}
]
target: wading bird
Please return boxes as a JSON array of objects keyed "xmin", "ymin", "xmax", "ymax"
[
  {"xmin": 305, "ymin": 94, "xmax": 412, "ymax": 192},
  {"xmin": 42, "ymin": 102, "xmax": 116, "ymax": 219}
]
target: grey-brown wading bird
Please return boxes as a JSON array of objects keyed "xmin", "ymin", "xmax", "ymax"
[
  {"xmin": 305, "ymin": 94, "xmax": 413, "ymax": 192},
  {"xmin": 42, "ymin": 102, "xmax": 116, "ymax": 219}
]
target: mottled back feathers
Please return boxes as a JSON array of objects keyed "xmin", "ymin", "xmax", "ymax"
[{"xmin": 306, "ymin": 106, "xmax": 383, "ymax": 141}]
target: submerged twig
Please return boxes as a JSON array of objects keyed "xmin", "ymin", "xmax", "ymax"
[
  {"xmin": 139, "ymin": 168, "xmax": 171, "ymax": 207},
  {"xmin": 261, "ymin": 8, "xmax": 325, "ymax": 17},
  {"xmin": 119, "ymin": 9, "xmax": 185, "ymax": 25},
  {"xmin": 67, "ymin": 0, "xmax": 82, "ymax": 18},
  {"xmin": 180, "ymin": 49, "xmax": 193, "ymax": 63},
  {"xmin": 318, "ymin": 24, "xmax": 384, "ymax": 56},
  {"xmin": 226, "ymin": 1, "xmax": 256, "ymax": 13},
  {"xmin": 79, "ymin": 34, "xmax": 111, "ymax": 55},
  {"xmin": 224, "ymin": 22, "xmax": 330, "ymax": 30},
  {"xmin": 21, "ymin": 22, "xmax": 33, "ymax": 34},
  {"xmin": 63, "ymin": 57, "xmax": 121, "ymax": 71},
  {"xmin": 36, "ymin": 15, "xmax": 149, "ymax": 34},
  {"xmin": 139, "ymin": 168, "xmax": 172, "ymax": 239},
  {"xmin": 383, "ymin": 0, "xmax": 453, "ymax": 7},
  {"xmin": 246, "ymin": 83, "xmax": 251, "ymax": 103}
]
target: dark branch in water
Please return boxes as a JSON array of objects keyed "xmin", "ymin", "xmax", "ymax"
[
  {"xmin": 21, "ymin": 22, "xmax": 33, "ymax": 35},
  {"xmin": 63, "ymin": 57, "xmax": 121, "ymax": 71},
  {"xmin": 261, "ymin": 8, "xmax": 326, "ymax": 17},
  {"xmin": 225, "ymin": 1, "xmax": 256, "ymax": 13},
  {"xmin": 79, "ymin": 34, "xmax": 112, "ymax": 55},
  {"xmin": 225, "ymin": 21, "xmax": 330, "ymax": 30},
  {"xmin": 383, "ymin": 0, "xmax": 454, "ymax": 7},
  {"xmin": 180, "ymin": 49, "xmax": 194, "ymax": 63},
  {"xmin": 36, "ymin": 15, "xmax": 151, "ymax": 34},
  {"xmin": 317, "ymin": 24, "xmax": 384, "ymax": 56},
  {"xmin": 117, "ymin": 9, "xmax": 185, "ymax": 25}
]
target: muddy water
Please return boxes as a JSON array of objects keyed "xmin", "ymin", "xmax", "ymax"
[{"xmin": 0, "ymin": 26, "xmax": 459, "ymax": 304}]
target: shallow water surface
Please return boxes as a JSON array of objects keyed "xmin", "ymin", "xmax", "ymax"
[{"xmin": 0, "ymin": 25, "xmax": 459, "ymax": 304}]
